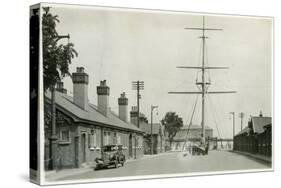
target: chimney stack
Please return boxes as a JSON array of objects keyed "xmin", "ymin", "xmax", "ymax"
[
  {"xmin": 130, "ymin": 106, "xmax": 138, "ymax": 126},
  {"xmin": 56, "ymin": 81, "xmax": 67, "ymax": 94},
  {"xmin": 72, "ymin": 67, "xmax": 89, "ymax": 110},
  {"xmin": 118, "ymin": 92, "xmax": 128, "ymax": 122},
  {"xmin": 97, "ymin": 80, "xmax": 110, "ymax": 116}
]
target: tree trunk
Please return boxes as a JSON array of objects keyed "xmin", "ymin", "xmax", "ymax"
[{"xmin": 169, "ymin": 139, "xmax": 173, "ymax": 150}]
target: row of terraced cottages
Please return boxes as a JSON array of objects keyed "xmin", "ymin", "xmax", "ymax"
[
  {"xmin": 233, "ymin": 115, "xmax": 272, "ymax": 157},
  {"xmin": 44, "ymin": 67, "xmax": 144, "ymax": 170}
]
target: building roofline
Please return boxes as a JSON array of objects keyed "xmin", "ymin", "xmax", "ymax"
[{"xmin": 45, "ymin": 94, "xmax": 144, "ymax": 134}]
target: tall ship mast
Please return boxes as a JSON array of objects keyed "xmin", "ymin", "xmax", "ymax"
[{"xmin": 169, "ymin": 16, "xmax": 236, "ymax": 145}]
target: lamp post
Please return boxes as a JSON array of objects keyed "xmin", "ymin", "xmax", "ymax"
[
  {"xmin": 229, "ymin": 112, "xmax": 235, "ymax": 139},
  {"xmin": 239, "ymin": 112, "xmax": 244, "ymax": 131},
  {"xmin": 151, "ymin": 105, "xmax": 158, "ymax": 155},
  {"xmin": 133, "ymin": 133, "xmax": 137, "ymax": 159},
  {"xmin": 49, "ymin": 34, "xmax": 70, "ymax": 170}
]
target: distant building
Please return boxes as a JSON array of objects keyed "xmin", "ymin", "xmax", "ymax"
[
  {"xmin": 130, "ymin": 109, "xmax": 165, "ymax": 154},
  {"xmin": 234, "ymin": 114, "xmax": 272, "ymax": 157},
  {"xmin": 140, "ymin": 122, "xmax": 165, "ymax": 154},
  {"xmin": 44, "ymin": 67, "xmax": 144, "ymax": 170},
  {"xmin": 170, "ymin": 125, "xmax": 213, "ymax": 151}
]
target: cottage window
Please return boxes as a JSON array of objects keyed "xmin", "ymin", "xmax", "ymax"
[
  {"xmin": 104, "ymin": 131, "xmax": 110, "ymax": 145},
  {"xmin": 113, "ymin": 132, "xmax": 117, "ymax": 144},
  {"xmin": 117, "ymin": 134, "xmax": 121, "ymax": 145},
  {"xmin": 139, "ymin": 136, "xmax": 143, "ymax": 148},
  {"xmin": 122, "ymin": 134, "xmax": 127, "ymax": 146},
  {"xmin": 93, "ymin": 133, "xmax": 97, "ymax": 146},
  {"xmin": 88, "ymin": 133, "xmax": 91, "ymax": 147},
  {"xmin": 62, "ymin": 130, "xmax": 69, "ymax": 141},
  {"xmin": 59, "ymin": 127, "xmax": 70, "ymax": 143},
  {"xmin": 125, "ymin": 134, "xmax": 129, "ymax": 147},
  {"xmin": 108, "ymin": 132, "xmax": 111, "ymax": 144},
  {"xmin": 88, "ymin": 131, "xmax": 97, "ymax": 150}
]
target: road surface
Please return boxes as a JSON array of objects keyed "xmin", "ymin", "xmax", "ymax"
[{"xmin": 56, "ymin": 150, "xmax": 271, "ymax": 181}]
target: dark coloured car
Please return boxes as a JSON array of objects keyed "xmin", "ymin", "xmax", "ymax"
[
  {"xmin": 94, "ymin": 144, "xmax": 126, "ymax": 170},
  {"xmin": 192, "ymin": 144, "xmax": 209, "ymax": 155}
]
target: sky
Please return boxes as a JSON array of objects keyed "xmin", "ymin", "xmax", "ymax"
[{"xmin": 44, "ymin": 4, "xmax": 272, "ymax": 139}]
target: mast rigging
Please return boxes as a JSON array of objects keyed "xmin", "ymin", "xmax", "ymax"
[{"xmin": 169, "ymin": 16, "xmax": 236, "ymax": 145}]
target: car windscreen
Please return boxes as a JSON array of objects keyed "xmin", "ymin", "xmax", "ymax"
[{"xmin": 103, "ymin": 146, "xmax": 118, "ymax": 152}]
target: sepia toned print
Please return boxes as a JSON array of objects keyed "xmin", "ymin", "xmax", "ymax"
[{"xmin": 30, "ymin": 3, "xmax": 273, "ymax": 185}]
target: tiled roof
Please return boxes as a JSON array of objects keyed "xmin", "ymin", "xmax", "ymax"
[
  {"xmin": 139, "ymin": 122, "xmax": 163, "ymax": 135},
  {"xmin": 45, "ymin": 91, "xmax": 143, "ymax": 133},
  {"xmin": 235, "ymin": 116, "xmax": 272, "ymax": 136},
  {"xmin": 252, "ymin": 116, "xmax": 272, "ymax": 134}
]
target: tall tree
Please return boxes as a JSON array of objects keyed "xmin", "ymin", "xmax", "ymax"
[
  {"xmin": 42, "ymin": 7, "xmax": 78, "ymax": 92},
  {"xmin": 161, "ymin": 112, "xmax": 183, "ymax": 148},
  {"xmin": 42, "ymin": 7, "xmax": 77, "ymax": 170}
]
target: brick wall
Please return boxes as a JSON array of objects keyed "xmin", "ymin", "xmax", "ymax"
[{"xmin": 143, "ymin": 135, "xmax": 165, "ymax": 154}]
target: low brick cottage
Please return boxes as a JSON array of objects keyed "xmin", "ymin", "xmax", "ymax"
[{"xmin": 44, "ymin": 67, "xmax": 144, "ymax": 170}]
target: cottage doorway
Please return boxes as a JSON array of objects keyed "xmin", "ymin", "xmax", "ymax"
[
  {"xmin": 129, "ymin": 134, "xmax": 133, "ymax": 158},
  {"xmin": 81, "ymin": 134, "xmax": 86, "ymax": 163}
]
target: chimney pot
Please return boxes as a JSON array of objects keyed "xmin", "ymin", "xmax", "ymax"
[
  {"xmin": 97, "ymin": 80, "xmax": 110, "ymax": 116},
  {"xmin": 72, "ymin": 67, "xmax": 89, "ymax": 110},
  {"xmin": 118, "ymin": 92, "xmax": 128, "ymax": 122},
  {"xmin": 130, "ymin": 106, "xmax": 138, "ymax": 126},
  {"xmin": 76, "ymin": 67, "xmax": 85, "ymax": 73},
  {"xmin": 100, "ymin": 80, "xmax": 107, "ymax": 86},
  {"xmin": 56, "ymin": 81, "xmax": 67, "ymax": 94}
]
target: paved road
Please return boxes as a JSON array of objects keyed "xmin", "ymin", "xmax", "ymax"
[{"xmin": 57, "ymin": 150, "xmax": 271, "ymax": 181}]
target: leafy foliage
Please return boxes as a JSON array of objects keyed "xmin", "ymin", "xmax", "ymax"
[
  {"xmin": 42, "ymin": 7, "xmax": 78, "ymax": 92},
  {"xmin": 161, "ymin": 112, "xmax": 183, "ymax": 147}
]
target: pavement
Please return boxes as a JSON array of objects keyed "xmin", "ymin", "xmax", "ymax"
[{"xmin": 230, "ymin": 150, "xmax": 272, "ymax": 164}]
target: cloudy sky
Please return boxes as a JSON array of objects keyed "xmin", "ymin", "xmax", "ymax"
[{"xmin": 44, "ymin": 4, "xmax": 272, "ymax": 139}]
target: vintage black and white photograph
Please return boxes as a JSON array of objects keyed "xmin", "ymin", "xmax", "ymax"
[{"xmin": 32, "ymin": 3, "xmax": 273, "ymax": 185}]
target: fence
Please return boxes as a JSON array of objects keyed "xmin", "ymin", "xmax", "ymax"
[{"xmin": 233, "ymin": 124, "xmax": 271, "ymax": 157}]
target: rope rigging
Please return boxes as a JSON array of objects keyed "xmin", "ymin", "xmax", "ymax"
[
  {"xmin": 206, "ymin": 94, "xmax": 223, "ymax": 139},
  {"xmin": 205, "ymin": 42, "xmax": 211, "ymax": 90},
  {"xmin": 195, "ymin": 39, "xmax": 203, "ymax": 84},
  {"xmin": 182, "ymin": 94, "xmax": 199, "ymax": 150}
]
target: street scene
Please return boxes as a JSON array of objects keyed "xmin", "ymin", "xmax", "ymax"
[{"xmin": 30, "ymin": 3, "xmax": 273, "ymax": 184}]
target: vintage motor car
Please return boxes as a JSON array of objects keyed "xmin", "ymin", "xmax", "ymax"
[
  {"xmin": 94, "ymin": 144, "xmax": 126, "ymax": 170},
  {"xmin": 192, "ymin": 143, "xmax": 209, "ymax": 155}
]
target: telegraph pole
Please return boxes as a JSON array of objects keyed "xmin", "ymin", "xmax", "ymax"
[
  {"xmin": 132, "ymin": 81, "xmax": 144, "ymax": 128},
  {"xmin": 150, "ymin": 105, "xmax": 158, "ymax": 155}
]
